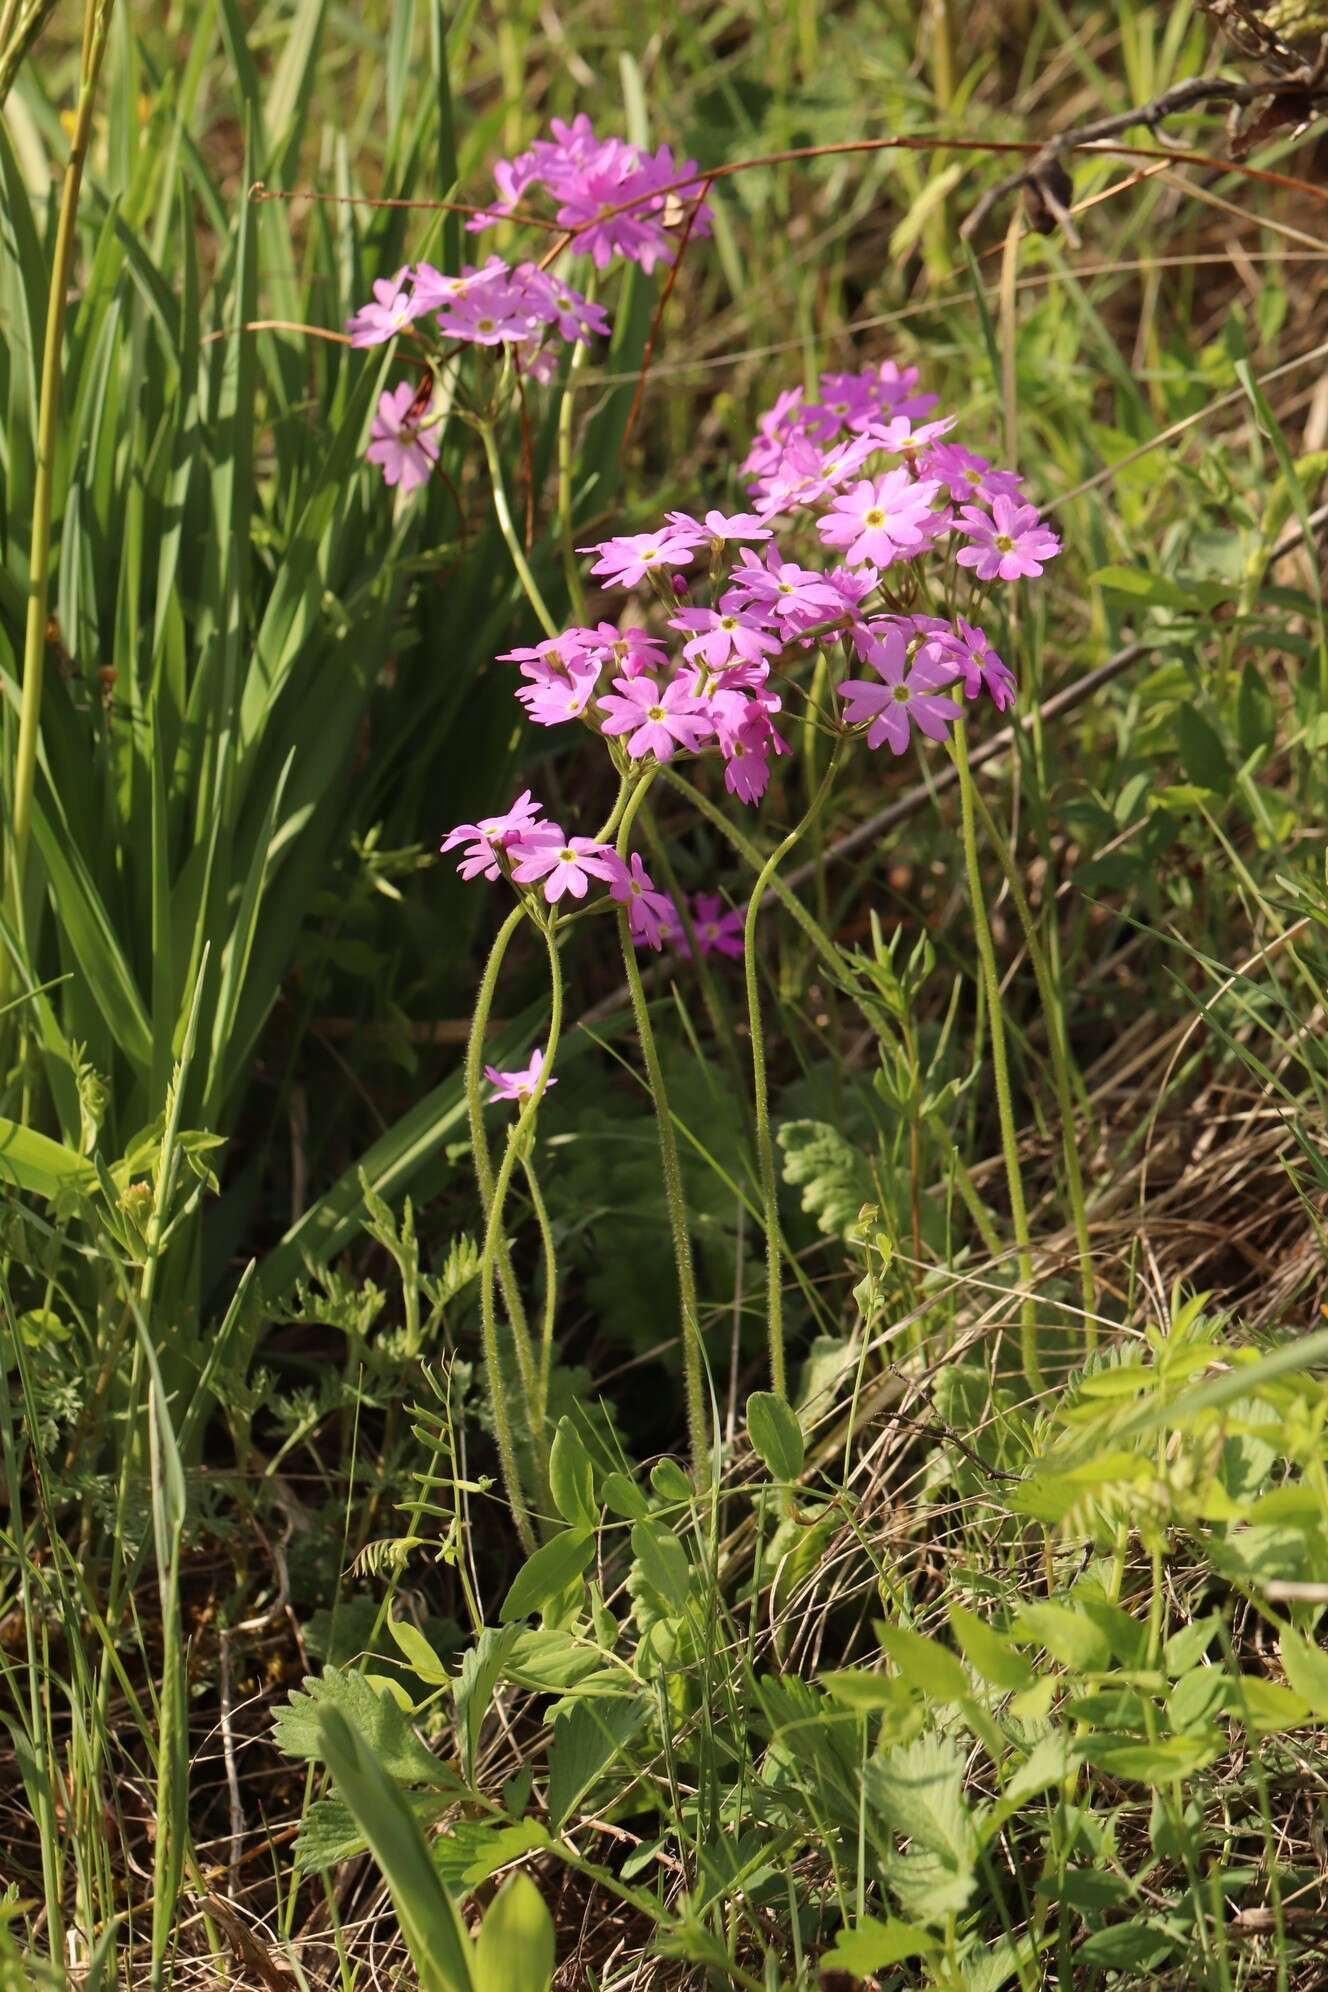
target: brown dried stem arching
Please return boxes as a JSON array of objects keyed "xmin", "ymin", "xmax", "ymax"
[{"xmin": 960, "ymin": 43, "xmax": 1328, "ymax": 247}]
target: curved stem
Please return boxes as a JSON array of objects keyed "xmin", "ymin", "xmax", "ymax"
[
  {"xmin": 951, "ymin": 724, "xmax": 1042, "ymax": 1396},
  {"xmin": 556, "ymin": 288, "xmax": 593, "ymax": 621},
  {"xmin": 465, "ymin": 905, "xmax": 539, "ymax": 1395},
  {"xmin": 522, "ymin": 1149, "xmax": 559, "ymax": 1431},
  {"xmin": 744, "ymin": 742, "xmax": 843, "ymax": 1398},
  {"xmin": 466, "ymin": 905, "xmax": 543, "ymax": 1549},
  {"xmin": 665, "ymin": 769, "xmax": 845, "ymax": 971},
  {"xmin": 477, "ymin": 919, "xmax": 563, "ymax": 1547},
  {"xmin": 616, "ymin": 770, "xmax": 711, "ymax": 1486},
  {"xmin": 967, "ymin": 776, "xmax": 1095, "ymax": 1333},
  {"xmin": 478, "ymin": 420, "xmax": 559, "ymax": 640}
]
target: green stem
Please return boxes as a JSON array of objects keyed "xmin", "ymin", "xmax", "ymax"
[
  {"xmin": 967, "ymin": 777, "xmax": 1095, "ymax": 1334},
  {"xmin": 951, "ymin": 724, "xmax": 1042, "ymax": 1395},
  {"xmin": 744, "ymin": 742, "xmax": 844, "ymax": 1398},
  {"xmin": 522, "ymin": 1149, "xmax": 559, "ymax": 1432},
  {"xmin": 556, "ymin": 286, "xmax": 593, "ymax": 621},
  {"xmin": 465, "ymin": 906, "xmax": 540, "ymax": 1399},
  {"xmin": 476, "ymin": 917, "xmax": 563, "ymax": 1547},
  {"xmin": 478, "ymin": 420, "xmax": 560, "ymax": 640},
  {"xmin": 616, "ymin": 771, "xmax": 710, "ymax": 1487},
  {"xmin": 665, "ymin": 769, "xmax": 844, "ymax": 971},
  {"xmin": 6, "ymin": 0, "xmax": 115, "ymax": 992},
  {"xmin": 468, "ymin": 906, "xmax": 559, "ymax": 1550}
]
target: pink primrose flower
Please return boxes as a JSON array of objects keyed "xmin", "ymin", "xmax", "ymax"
[
  {"xmin": 597, "ymin": 674, "xmax": 712, "ymax": 760},
  {"xmin": 366, "ymin": 382, "xmax": 440, "ymax": 493},
  {"xmin": 485, "ymin": 1046, "xmax": 557, "ymax": 1106},
  {"xmin": 955, "ymin": 495, "xmax": 1062, "ymax": 581}
]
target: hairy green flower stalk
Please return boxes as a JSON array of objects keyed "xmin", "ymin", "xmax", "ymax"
[
  {"xmin": 743, "ymin": 741, "xmax": 843, "ymax": 1399},
  {"xmin": 615, "ymin": 770, "xmax": 711, "ymax": 1488},
  {"xmin": 951, "ymin": 724, "xmax": 1043, "ymax": 1395}
]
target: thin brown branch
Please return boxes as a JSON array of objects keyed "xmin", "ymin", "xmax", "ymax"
[{"xmin": 960, "ymin": 67, "xmax": 1328, "ymax": 243}]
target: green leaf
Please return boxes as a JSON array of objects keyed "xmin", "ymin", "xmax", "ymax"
[
  {"xmin": 316, "ymin": 1705, "xmax": 475, "ymax": 1992},
  {"xmin": 546, "ymin": 1697, "xmax": 647, "ymax": 1834},
  {"xmin": 388, "ymin": 1616, "xmax": 451, "ymax": 1688},
  {"xmin": 819, "ymin": 1669, "xmax": 914, "ymax": 1714},
  {"xmin": 472, "ymin": 1874, "xmax": 554, "ymax": 1992},
  {"xmin": 1000, "ymin": 1732, "xmax": 1072, "ymax": 1812},
  {"xmin": 947, "ymin": 1605, "xmax": 1035, "ymax": 1692},
  {"xmin": 1092, "ymin": 564, "xmax": 1226, "ymax": 612},
  {"xmin": 630, "ymin": 1519, "xmax": 691, "ymax": 1612},
  {"xmin": 295, "ymin": 1790, "xmax": 450, "ymax": 1873},
  {"xmin": 777, "ymin": 1118, "xmax": 874, "ymax": 1237},
  {"xmin": 601, "ymin": 1471, "xmax": 649, "ymax": 1520},
  {"xmin": 820, "ymin": 1915, "xmax": 938, "ymax": 1972},
  {"xmin": 1075, "ymin": 1733, "xmax": 1218, "ymax": 1783},
  {"xmin": 454, "ymin": 1627, "xmax": 520, "ymax": 1785},
  {"xmin": 548, "ymin": 1419, "xmax": 596, "ymax": 1530},
  {"xmin": 1177, "ymin": 705, "xmax": 1231, "ymax": 793},
  {"xmin": 1018, "ymin": 1602, "xmax": 1112, "ymax": 1673},
  {"xmin": 866, "ymin": 1733, "xmax": 980, "ymax": 1867},
  {"xmin": 499, "ymin": 1531, "xmax": 594, "ymax": 1624},
  {"xmin": 273, "ymin": 1667, "xmax": 458, "ymax": 1789},
  {"xmin": 1278, "ymin": 1629, "xmax": 1328, "ymax": 1715},
  {"xmin": 876, "ymin": 1623, "xmax": 969, "ymax": 1704},
  {"xmin": 746, "ymin": 1390, "xmax": 805, "ymax": 1481},
  {"xmin": 1236, "ymin": 1674, "xmax": 1313, "ymax": 1734},
  {"xmin": 0, "ymin": 1119, "xmax": 96, "ymax": 1202},
  {"xmin": 649, "ymin": 1457, "xmax": 692, "ymax": 1504}
]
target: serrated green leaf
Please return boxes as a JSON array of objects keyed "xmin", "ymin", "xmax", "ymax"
[
  {"xmin": 546, "ymin": 1696, "xmax": 647, "ymax": 1834},
  {"xmin": 821, "ymin": 1914, "xmax": 938, "ymax": 1972},
  {"xmin": 776, "ymin": 1118, "xmax": 874, "ymax": 1238},
  {"xmin": 273, "ymin": 1667, "xmax": 458, "ymax": 1789}
]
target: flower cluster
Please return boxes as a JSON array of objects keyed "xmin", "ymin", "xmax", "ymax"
[
  {"xmin": 444, "ymin": 360, "xmax": 1063, "ymax": 1057},
  {"xmin": 349, "ymin": 116, "xmax": 718, "ymax": 493},
  {"xmin": 441, "ymin": 789, "xmax": 679, "ymax": 947},
  {"xmin": 467, "ymin": 113, "xmax": 714, "ymax": 272}
]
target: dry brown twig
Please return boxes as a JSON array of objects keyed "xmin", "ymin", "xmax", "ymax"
[{"xmin": 962, "ymin": 39, "xmax": 1328, "ymax": 246}]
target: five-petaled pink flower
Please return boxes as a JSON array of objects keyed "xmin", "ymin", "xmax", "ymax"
[
  {"xmin": 347, "ymin": 270, "xmax": 428, "ymax": 346},
  {"xmin": 485, "ymin": 1046, "xmax": 557, "ymax": 1106},
  {"xmin": 838, "ymin": 622, "xmax": 960, "ymax": 756},
  {"xmin": 511, "ymin": 830, "xmax": 620, "ymax": 903},
  {"xmin": 366, "ymin": 382, "xmax": 439, "ymax": 494},
  {"xmin": 940, "ymin": 618, "xmax": 1017, "ymax": 711},
  {"xmin": 670, "ymin": 606, "xmax": 780, "ymax": 672},
  {"xmin": 817, "ymin": 471, "xmax": 943, "ymax": 568},
  {"xmin": 955, "ymin": 495, "xmax": 1061, "ymax": 581},
  {"xmin": 608, "ymin": 852, "xmax": 675, "ymax": 950},
  {"xmin": 579, "ymin": 528, "xmax": 696, "ymax": 589},
  {"xmin": 666, "ymin": 508, "xmax": 773, "ymax": 546},
  {"xmin": 441, "ymin": 790, "xmax": 546, "ymax": 880},
  {"xmin": 691, "ymin": 893, "xmax": 745, "ymax": 958},
  {"xmin": 597, "ymin": 674, "xmax": 712, "ymax": 760}
]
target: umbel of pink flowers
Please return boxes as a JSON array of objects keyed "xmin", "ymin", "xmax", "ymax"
[
  {"xmin": 345, "ymin": 115, "xmax": 714, "ymax": 489},
  {"xmin": 445, "ymin": 354, "xmax": 1063, "ymax": 1106}
]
